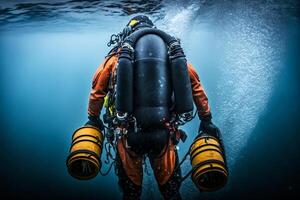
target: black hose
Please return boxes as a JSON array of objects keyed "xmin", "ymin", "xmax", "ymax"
[{"xmin": 99, "ymin": 161, "xmax": 115, "ymax": 176}]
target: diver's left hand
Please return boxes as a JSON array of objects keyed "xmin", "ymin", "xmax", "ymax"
[{"xmin": 199, "ymin": 120, "xmax": 221, "ymax": 138}]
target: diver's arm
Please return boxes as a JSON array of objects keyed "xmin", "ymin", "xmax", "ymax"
[
  {"xmin": 187, "ymin": 63, "xmax": 222, "ymax": 138},
  {"xmin": 88, "ymin": 55, "xmax": 117, "ymax": 117},
  {"xmin": 187, "ymin": 63, "xmax": 211, "ymax": 120}
]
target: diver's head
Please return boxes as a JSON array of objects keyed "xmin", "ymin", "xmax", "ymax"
[
  {"xmin": 107, "ymin": 15, "xmax": 155, "ymax": 48},
  {"xmin": 120, "ymin": 15, "xmax": 155, "ymax": 40},
  {"xmin": 127, "ymin": 15, "xmax": 155, "ymax": 31}
]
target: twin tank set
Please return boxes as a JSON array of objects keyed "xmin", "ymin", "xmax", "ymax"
[{"xmin": 66, "ymin": 28, "xmax": 228, "ymax": 192}]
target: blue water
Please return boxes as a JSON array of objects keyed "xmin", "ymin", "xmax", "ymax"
[{"xmin": 1, "ymin": 0, "xmax": 300, "ymax": 199}]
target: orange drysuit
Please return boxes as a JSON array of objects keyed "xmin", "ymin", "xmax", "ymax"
[{"xmin": 87, "ymin": 52, "xmax": 211, "ymax": 186}]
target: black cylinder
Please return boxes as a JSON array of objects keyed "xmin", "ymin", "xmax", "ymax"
[
  {"xmin": 128, "ymin": 29, "xmax": 194, "ymax": 114},
  {"xmin": 170, "ymin": 55, "xmax": 194, "ymax": 113},
  {"xmin": 134, "ymin": 34, "xmax": 171, "ymax": 128},
  {"xmin": 116, "ymin": 48, "xmax": 134, "ymax": 113}
]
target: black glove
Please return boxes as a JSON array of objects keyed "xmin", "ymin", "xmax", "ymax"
[
  {"xmin": 198, "ymin": 113, "xmax": 220, "ymax": 138},
  {"xmin": 86, "ymin": 116, "xmax": 104, "ymax": 131},
  {"xmin": 199, "ymin": 113, "xmax": 227, "ymax": 165},
  {"xmin": 200, "ymin": 120, "xmax": 221, "ymax": 137}
]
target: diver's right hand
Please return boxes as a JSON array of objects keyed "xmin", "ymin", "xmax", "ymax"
[{"xmin": 86, "ymin": 116, "xmax": 104, "ymax": 131}]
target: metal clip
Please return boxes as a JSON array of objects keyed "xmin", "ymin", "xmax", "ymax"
[{"xmin": 122, "ymin": 42, "xmax": 134, "ymax": 52}]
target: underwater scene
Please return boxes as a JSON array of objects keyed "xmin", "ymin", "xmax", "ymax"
[{"xmin": 0, "ymin": 0, "xmax": 300, "ymax": 199}]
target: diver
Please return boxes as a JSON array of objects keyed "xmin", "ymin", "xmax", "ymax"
[{"xmin": 85, "ymin": 15, "xmax": 220, "ymax": 200}]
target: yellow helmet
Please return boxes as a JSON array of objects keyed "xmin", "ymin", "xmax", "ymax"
[{"xmin": 127, "ymin": 15, "xmax": 154, "ymax": 30}]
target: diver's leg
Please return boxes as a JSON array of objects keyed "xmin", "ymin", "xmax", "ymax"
[
  {"xmin": 116, "ymin": 138, "xmax": 143, "ymax": 200},
  {"xmin": 159, "ymin": 152, "xmax": 182, "ymax": 200},
  {"xmin": 150, "ymin": 140, "xmax": 182, "ymax": 200}
]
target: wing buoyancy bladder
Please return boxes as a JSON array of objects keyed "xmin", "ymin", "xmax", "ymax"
[
  {"xmin": 116, "ymin": 28, "xmax": 194, "ymax": 124},
  {"xmin": 134, "ymin": 34, "xmax": 171, "ymax": 128}
]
